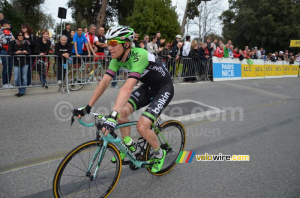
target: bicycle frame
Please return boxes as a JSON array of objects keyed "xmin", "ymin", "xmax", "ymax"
[{"xmin": 78, "ymin": 118, "xmax": 166, "ymax": 179}]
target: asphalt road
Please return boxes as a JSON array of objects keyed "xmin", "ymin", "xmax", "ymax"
[{"xmin": 0, "ymin": 78, "xmax": 299, "ymax": 198}]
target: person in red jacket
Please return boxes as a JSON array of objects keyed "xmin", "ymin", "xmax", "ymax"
[
  {"xmin": 214, "ymin": 43, "xmax": 224, "ymax": 58},
  {"xmin": 233, "ymin": 47, "xmax": 241, "ymax": 58}
]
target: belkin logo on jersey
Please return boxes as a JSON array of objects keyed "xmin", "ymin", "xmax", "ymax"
[
  {"xmin": 152, "ymin": 92, "xmax": 170, "ymax": 114},
  {"xmin": 148, "ymin": 65, "xmax": 166, "ymax": 76}
]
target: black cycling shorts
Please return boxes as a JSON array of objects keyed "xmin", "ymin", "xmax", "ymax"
[{"xmin": 128, "ymin": 80, "xmax": 174, "ymax": 122}]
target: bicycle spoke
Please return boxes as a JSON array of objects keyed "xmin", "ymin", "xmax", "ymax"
[
  {"xmin": 69, "ymin": 178, "xmax": 89, "ymax": 198},
  {"xmin": 78, "ymin": 152, "xmax": 88, "ymax": 170},
  {"xmin": 93, "ymin": 178, "xmax": 102, "ymax": 196},
  {"xmin": 69, "ymin": 163, "xmax": 87, "ymax": 173}
]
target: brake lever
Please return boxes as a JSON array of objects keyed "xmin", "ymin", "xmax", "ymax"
[{"xmin": 70, "ymin": 110, "xmax": 75, "ymax": 127}]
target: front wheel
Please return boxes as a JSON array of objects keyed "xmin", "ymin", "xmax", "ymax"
[
  {"xmin": 145, "ymin": 120, "xmax": 186, "ymax": 176},
  {"xmin": 53, "ymin": 140, "xmax": 122, "ymax": 198},
  {"xmin": 67, "ymin": 69, "xmax": 85, "ymax": 91}
]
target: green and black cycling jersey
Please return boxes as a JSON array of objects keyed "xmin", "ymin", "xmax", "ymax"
[{"xmin": 105, "ymin": 47, "xmax": 171, "ymax": 90}]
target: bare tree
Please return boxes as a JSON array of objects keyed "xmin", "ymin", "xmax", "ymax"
[
  {"xmin": 180, "ymin": 0, "xmax": 191, "ymax": 36},
  {"xmin": 97, "ymin": 0, "xmax": 108, "ymax": 28}
]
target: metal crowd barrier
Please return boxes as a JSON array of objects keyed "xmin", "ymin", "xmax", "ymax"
[
  {"xmin": 159, "ymin": 57, "xmax": 213, "ymax": 82},
  {"xmin": 0, "ymin": 54, "xmax": 214, "ymax": 93},
  {"xmin": 0, "ymin": 54, "xmax": 131, "ymax": 93}
]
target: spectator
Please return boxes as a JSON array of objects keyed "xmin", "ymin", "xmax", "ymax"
[
  {"xmin": 8, "ymin": 31, "xmax": 30, "ymax": 97},
  {"xmin": 147, "ymin": 36, "xmax": 160, "ymax": 55},
  {"xmin": 250, "ymin": 50, "xmax": 257, "ymax": 59},
  {"xmin": 228, "ymin": 44, "xmax": 234, "ymax": 58},
  {"xmin": 62, "ymin": 23, "xmax": 72, "ymax": 44},
  {"xmin": 233, "ymin": 47, "xmax": 241, "ymax": 58},
  {"xmin": 284, "ymin": 52, "xmax": 290, "ymax": 61},
  {"xmin": 214, "ymin": 43, "xmax": 224, "ymax": 58},
  {"xmin": 243, "ymin": 49, "xmax": 250, "ymax": 59},
  {"xmin": 172, "ymin": 34, "xmax": 182, "ymax": 49},
  {"xmin": 278, "ymin": 51, "xmax": 284, "ymax": 61},
  {"xmin": 243, "ymin": 46, "xmax": 249, "ymax": 55},
  {"xmin": 158, "ymin": 42, "xmax": 171, "ymax": 60},
  {"xmin": 198, "ymin": 43, "xmax": 210, "ymax": 79},
  {"xmin": 185, "ymin": 40, "xmax": 199, "ymax": 82},
  {"xmin": 72, "ymin": 27, "xmax": 90, "ymax": 59},
  {"xmin": 0, "ymin": 12, "xmax": 4, "ymax": 21},
  {"xmin": 267, "ymin": 53, "xmax": 272, "ymax": 61},
  {"xmin": 0, "ymin": 19, "xmax": 14, "ymax": 88},
  {"xmin": 159, "ymin": 38, "xmax": 165, "ymax": 47},
  {"xmin": 206, "ymin": 37, "xmax": 212, "ymax": 54},
  {"xmin": 217, "ymin": 40, "xmax": 223, "ymax": 47},
  {"xmin": 156, "ymin": 31, "xmax": 163, "ymax": 47},
  {"xmin": 256, "ymin": 47, "xmax": 262, "ymax": 59},
  {"xmin": 274, "ymin": 51, "xmax": 279, "ymax": 60},
  {"xmin": 168, "ymin": 41, "xmax": 183, "ymax": 78},
  {"xmin": 82, "ymin": 24, "xmax": 97, "ymax": 57},
  {"xmin": 21, "ymin": 23, "xmax": 36, "ymax": 86},
  {"xmin": 139, "ymin": 40, "xmax": 145, "ymax": 50},
  {"xmin": 95, "ymin": 27, "xmax": 108, "ymax": 62},
  {"xmin": 83, "ymin": 27, "xmax": 88, "ymax": 35},
  {"xmin": 210, "ymin": 38, "xmax": 218, "ymax": 56},
  {"xmin": 227, "ymin": 40, "xmax": 232, "ymax": 45},
  {"xmin": 182, "ymin": 35, "xmax": 191, "ymax": 57},
  {"xmin": 36, "ymin": 30, "xmax": 51, "ymax": 88},
  {"xmin": 271, "ymin": 53, "xmax": 277, "ymax": 62},
  {"xmin": 133, "ymin": 33, "xmax": 140, "ymax": 48},
  {"xmin": 143, "ymin": 35, "xmax": 149, "ymax": 47},
  {"xmin": 223, "ymin": 44, "xmax": 230, "ymax": 58},
  {"xmin": 296, "ymin": 53, "xmax": 300, "ymax": 62},
  {"xmin": 54, "ymin": 35, "xmax": 72, "ymax": 85}
]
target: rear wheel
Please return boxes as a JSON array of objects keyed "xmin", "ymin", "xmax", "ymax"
[
  {"xmin": 53, "ymin": 140, "xmax": 122, "ymax": 198},
  {"xmin": 145, "ymin": 120, "xmax": 186, "ymax": 176}
]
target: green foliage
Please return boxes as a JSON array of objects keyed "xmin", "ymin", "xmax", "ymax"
[
  {"xmin": 67, "ymin": 0, "xmax": 101, "ymax": 27},
  {"xmin": 220, "ymin": 0, "xmax": 300, "ymax": 52},
  {"xmin": 125, "ymin": 0, "xmax": 180, "ymax": 41},
  {"xmin": 0, "ymin": 0, "xmax": 25, "ymax": 34},
  {"xmin": 187, "ymin": 1, "xmax": 200, "ymax": 20},
  {"xmin": 0, "ymin": 0, "xmax": 55, "ymax": 34}
]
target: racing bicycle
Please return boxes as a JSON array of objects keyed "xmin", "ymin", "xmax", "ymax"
[
  {"xmin": 67, "ymin": 56, "xmax": 104, "ymax": 91},
  {"xmin": 53, "ymin": 111, "xmax": 186, "ymax": 197}
]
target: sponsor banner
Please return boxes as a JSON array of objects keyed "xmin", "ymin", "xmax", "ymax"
[
  {"xmin": 241, "ymin": 59, "xmax": 265, "ymax": 79},
  {"xmin": 213, "ymin": 57, "xmax": 241, "ymax": 81},
  {"xmin": 290, "ymin": 39, "xmax": 300, "ymax": 47},
  {"xmin": 265, "ymin": 61, "xmax": 283, "ymax": 78},
  {"xmin": 283, "ymin": 62, "xmax": 299, "ymax": 77}
]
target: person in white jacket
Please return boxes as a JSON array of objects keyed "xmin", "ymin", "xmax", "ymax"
[{"xmin": 182, "ymin": 35, "xmax": 191, "ymax": 57}]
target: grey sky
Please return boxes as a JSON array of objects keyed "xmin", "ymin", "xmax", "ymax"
[{"xmin": 44, "ymin": 0, "xmax": 228, "ymax": 37}]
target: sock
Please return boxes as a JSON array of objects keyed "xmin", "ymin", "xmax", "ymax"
[{"xmin": 153, "ymin": 147, "xmax": 163, "ymax": 159}]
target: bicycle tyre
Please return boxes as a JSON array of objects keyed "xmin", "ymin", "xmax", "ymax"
[
  {"xmin": 53, "ymin": 140, "xmax": 122, "ymax": 198},
  {"xmin": 145, "ymin": 120, "xmax": 186, "ymax": 176},
  {"xmin": 67, "ymin": 69, "xmax": 84, "ymax": 91}
]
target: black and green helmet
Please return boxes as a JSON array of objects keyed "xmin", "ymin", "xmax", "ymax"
[{"xmin": 106, "ymin": 25, "xmax": 135, "ymax": 42}]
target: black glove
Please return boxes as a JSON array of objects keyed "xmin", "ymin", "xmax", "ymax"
[{"xmin": 73, "ymin": 105, "xmax": 91, "ymax": 117}]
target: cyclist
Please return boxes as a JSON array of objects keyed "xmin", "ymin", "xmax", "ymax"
[{"xmin": 75, "ymin": 26, "xmax": 174, "ymax": 173}]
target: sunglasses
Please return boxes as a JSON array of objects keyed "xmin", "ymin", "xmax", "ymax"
[
  {"xmin": 107, "ymin": 40, "xmax": 126, "ymax": 46},
  {"xmin": 18, "ymin": 34, "xmax": 24, "ymax": 37},
  {"xmin": 21, "ymin": 27, "xmax": 26, "ymax": 29}
]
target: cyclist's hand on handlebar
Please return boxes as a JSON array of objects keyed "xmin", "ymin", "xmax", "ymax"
[
  {"xmin": 102, "ymin": 118, "xmax": 117, "ymax": 136},
  {"xmin": 102, "ymin": 111, "xmax": 118, "ymax": 136},
  {"xmin": 73, "ymin": 105, "xmax": 91, "ymax": 118}
]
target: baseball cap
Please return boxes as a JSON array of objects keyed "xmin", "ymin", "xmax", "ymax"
[
  {"xmin": 0, "ymin": 19, "xmax": 11, "ymax": 25},
  {"xmin": 176, "ymin": 35, "xmax": 182, "ymax": 39}
]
